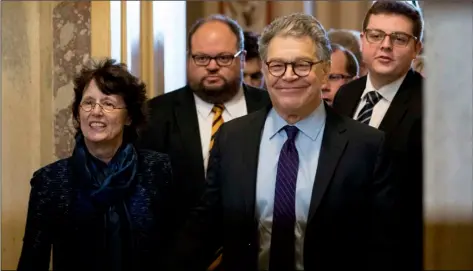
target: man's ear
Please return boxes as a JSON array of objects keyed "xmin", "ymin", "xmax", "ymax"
[
  {"xmin": 322, "ymin": 60, "xmax": 331, "ymax": 74},
  {"xmin": 415, "ymin": 41, "xmax": 423, "ymax": 55},
  {"xmin": 320, "ymin": 61, "xmax": 331, "ymax": 85}
]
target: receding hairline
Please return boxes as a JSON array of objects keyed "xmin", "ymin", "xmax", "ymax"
[{"xmin": 187, "ymin": 15, "xmax": 244, "ymax": 53}]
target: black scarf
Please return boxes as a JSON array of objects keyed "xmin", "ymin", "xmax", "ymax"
[{"xmin": 71, "ymin": 134, "xmax": 138, "ymax": 271}]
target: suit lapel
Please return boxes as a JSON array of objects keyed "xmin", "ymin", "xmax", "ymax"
[
  {"xmin": 174, "ymin": 87, "xmax": 205, "ymax": 179},
  {"xmin": 240, "ymin": 106, "xmax": 269, "ymax": 217},
  {"xmin": 342, "ymin": 77, "xmax": 366, "ymax": 117},
  {"xmin": 308, "ymin": 106, "xmax": 348, "ymax": 223},
  {"xmin": 378, "ymin": 70, "xmax": 419, "ymax": 135},
  {"xmin": 243, "ymin": 84, "xmax": 269, "ymax": 113}
]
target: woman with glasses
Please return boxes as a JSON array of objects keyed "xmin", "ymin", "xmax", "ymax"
[{"xmin": 17, "ymin": 59, "xmax": 174, "ymax": 271}]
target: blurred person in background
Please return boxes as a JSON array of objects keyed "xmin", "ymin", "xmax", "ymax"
[
  {"xmin": 243, "ymin": 31, "xmax": 265, "ymax": 89},
  {"xmin": 412, "ymin": 55, "xmax": 425, "ymax": 77},
  {"xmin": 328, "ymin": 28, "xmax": 367, "ymax": 76},
  {"xmin": 321, "ymin": 43, "xmax": 359, "ymax": 106},
  {"xmin": 17, "ymin": 59, "xmax": 174, "ymax": 271}
]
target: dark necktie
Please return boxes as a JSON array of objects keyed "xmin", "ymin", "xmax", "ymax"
[
  {"xmin": 356, "ymin": 90, "xmax": 382, "ymax": 125},
  {"xmin": 269, "ymin": 125, "xmax": 299, "ymax": 271}
]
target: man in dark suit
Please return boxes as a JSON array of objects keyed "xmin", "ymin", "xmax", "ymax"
[
  {"xmin": 171, "ymin": 13, "xmax": 399, "ymax": 271},
  {"xmin": 137, "ymin": 14, "xmax": 269, "ymax": 269},
  {"xmin": 332, "ymin": 2, "xmax": 424, "ymax": 269}
]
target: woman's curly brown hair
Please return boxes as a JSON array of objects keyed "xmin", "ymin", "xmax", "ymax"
[{"xmin": 72, "ymin": 58, "xmax": 148, "ymax": 143}]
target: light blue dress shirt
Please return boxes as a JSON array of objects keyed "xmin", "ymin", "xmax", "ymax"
[{"xmin": 256, "ymin": 103, "xmax": 326, "ymax": 271}]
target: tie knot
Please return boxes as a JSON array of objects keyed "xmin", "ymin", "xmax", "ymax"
[
  {"xmin": 366, "ymin": 91, "xmax": 382, "ymax": 105},
  {"xmin": 283, "ymin": 125, "xmax": 299, "ymax": 140},
  {"xmin": 212, "ymin": 104, "xmax": 224, "ymax": 113}
]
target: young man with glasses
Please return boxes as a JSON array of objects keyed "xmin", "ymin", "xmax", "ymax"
[
  {"xmin": 137, "ymin": 14, "xmax": 269, "ymax": 271},
  {"xmin": 321, "ymin": 43, "xmax": 359, "ymax": 106},
  {"xmin": 332, "ymin": 1, "xmax": 424, "ymax": 269}
]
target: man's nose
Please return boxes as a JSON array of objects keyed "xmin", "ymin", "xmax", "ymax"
[
  {"xmin": 282, "ymin": 65, "xmax": 298, "ymax": 81},
  {"xmin": 206, "ymin": 59, "xmax": 220, "ymax": 71},
  {"xmin": 381, "ymin": 35, "xmax": 394, "ymax": 50}
]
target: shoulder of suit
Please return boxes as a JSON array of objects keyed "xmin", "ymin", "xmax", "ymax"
[
  {"xmin": 245, "ymin": 84, "xmax": 266, "ymax": 93},
  {"xmin": 244, "ymin": 85, "xmax": 270, "ymax": 97},
  {"xmin": 137, "ymin": 149, "xmax": 170, "ymax": 167},
  {"xmin": 334, "ymin": 112, "xmax": 385, "ymax": 140},
  {"xmin": 30, "ymin": 157, "xmax": 72, "ymax": 189},
  {"xmin": 339, "ymin": 75, "xmax": 367, "ymax": 93},
  {"xmin": 147, "ymin": 86, "xmax": 189, "ymax": 109},
  {"xmin": 223, "ymin": 107, "xmax": 265, "ymax": 130},
  {"xmin": 136, "ymin": 149, "xmax": 172, "ymax": 182},
  {"xmin": 409, "ymin": 70, "xmax": 424, "ymax": 88}
]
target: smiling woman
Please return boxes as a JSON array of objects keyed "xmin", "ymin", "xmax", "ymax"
[
  {"xmin": 16, "ymin": 58, "xmax": 176, "ymax": 271},
  {"xmin": 71, "ymin": 59, "xmax": 147, "ymax": 161}
]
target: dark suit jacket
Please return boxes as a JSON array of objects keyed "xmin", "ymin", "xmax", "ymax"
[
  {"xmin": 17, "ymin": 150, "xmax": 173, "ymax": 271},
  {"xmin": 137, "ymin": 84, "xmax": 270, "ymax": 224},
  {"xmin": 332, "ymin": 69, "xmax": 423, "ymax": 269},
  {"xmin": 171, "ymin": 104, "xmax": 399, "ymax": 271}
]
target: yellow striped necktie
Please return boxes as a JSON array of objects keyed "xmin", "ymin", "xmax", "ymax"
[
  {"xmin": 207, "ymin": 104, "xmax": 224, "ymax": 271},
  {"xmin": 209, "ymin": 104, "xmax": 224, "ymax": 151}
]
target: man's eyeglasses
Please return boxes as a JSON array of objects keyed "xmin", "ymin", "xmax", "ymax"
[
  {"xmin": 265, "ymin": 60, "xmax": 323, "ymax": 77},
  {"xmin": 80, "ymin": 101, "xmax": 126, "ymax": 113},
  {"xmin": 364, "ymin": 29, "xmax": 417, "ymax": 47},
  {"xmin": 191, "ymin": 51, "xmax": 243, "ymax": 67}
]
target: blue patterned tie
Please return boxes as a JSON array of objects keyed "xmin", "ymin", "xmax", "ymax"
[
  {"xmin": 269, "ymin": 125, "xmax": 299, "ymax": 271},
  {"xmin": 356, "ymin": 90, "xmax": 382, "ymax": 125}
]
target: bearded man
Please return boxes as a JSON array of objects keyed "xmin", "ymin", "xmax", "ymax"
[{"xmin": 137, "ymin": 14, "xmax": 269, "ymax": 266}]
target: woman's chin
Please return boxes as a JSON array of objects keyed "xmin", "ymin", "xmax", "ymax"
[{"xmin": 83, "ymin": 132, "xmax": 108, "ymax": 143}]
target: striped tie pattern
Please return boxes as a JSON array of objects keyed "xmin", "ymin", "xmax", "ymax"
[
  {"xmin": 209, "ymin": 104, "xmax": 224, "ymax": 151},
  {"xmin": 356, "ymin": 91, "xmax": 382, "ymax": 125},
  {"xmin": 269, "ymin": 125, "xmax": 299, "ymax": 271},
  {"xmin": 207, "ymin": 104, "xmax": 224, "ymax": 271}
]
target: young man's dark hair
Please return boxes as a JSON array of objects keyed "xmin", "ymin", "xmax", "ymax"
[{"xmin": 363, "ymin": 1, "xmax": 424, "ymax": 41}]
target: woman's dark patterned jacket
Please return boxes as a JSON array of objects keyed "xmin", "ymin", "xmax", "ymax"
[{"xmin": 17, "ymin": 149, "xmax": 175, "ymax": 271}]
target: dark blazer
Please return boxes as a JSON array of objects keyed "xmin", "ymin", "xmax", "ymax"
[
  {"xmin": 17, "ymin": 150, "xmax": 173, "ymax": 271},
  {"xmin": 171, "ymin": 104, "xmax": 399, "ymax": 271},
  {"xmin": 332, "ymin": 69, "xmax": 423, "ymax": 269},
  {"xmin": 137, "ymin": 84, "xmax": 270, "ymax": 222}
]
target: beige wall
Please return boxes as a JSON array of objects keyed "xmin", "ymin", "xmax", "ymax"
[
  {"xmin": 2, "ymin": 1, "xmax": 92, "ymax": 269},
  {"xmin": 2, "ymin": 2, "xmax": 56, "ymax": 269},
  {"xmin": 197, "ymin": 1, "xmax": 370, "ymax": 33}
]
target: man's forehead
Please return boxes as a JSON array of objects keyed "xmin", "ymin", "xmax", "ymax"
[
  {"xmin": 330, "ymin": 50, "xmax": 348, "ymax": 72},
  {"xmin": 367, "ymin": 13, "xmax": 415, "ymax": 35}
]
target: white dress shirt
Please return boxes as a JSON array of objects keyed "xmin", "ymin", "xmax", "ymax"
[
  {"xmin": 194, "ymin": 87, "xmax": 248, "ymax": 171},
  {"xmin": 353, "ymin": 73, "xmax": 407, "ymax": 128}
]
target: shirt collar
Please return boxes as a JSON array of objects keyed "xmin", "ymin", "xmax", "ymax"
[
  {"xmin": 267, "ymin": 102, "xmax": 326, "ymax": 141},
  {"xmin": 363, "ymin": 72, "xmax": 407, "ymax": 102},
  {"xmin": 194, "ymin": 86, "xmax": 245, "ymax": 118}
]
